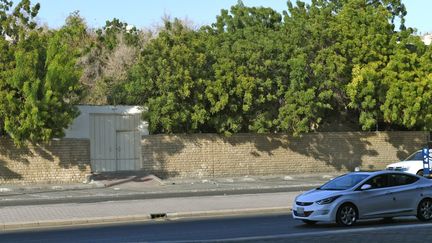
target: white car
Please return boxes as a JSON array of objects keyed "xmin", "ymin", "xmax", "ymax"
[
  {"xmin": 386, "ymin": 150, "xmax": 424, "ymax": 176},
  {"xmin": 292, "ymin": 171, "xmax": 432, "ymax": 226}
]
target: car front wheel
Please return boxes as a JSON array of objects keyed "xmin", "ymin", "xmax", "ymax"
[
  {"xmin": 417, "ymin": 170, "xmax": 424, "ymax": 176},
  {"xmin": 336, "ymin": 203, "xmax": 357, "ymax": 226},
  {"xmin": 417, "ymin": 198, "xmax": 432, "ymax": 221}
]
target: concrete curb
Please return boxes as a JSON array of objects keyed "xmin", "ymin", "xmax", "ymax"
[
  {"xmin": 0, "ymin": 207, "xmax": 291, "ymax": 231},
  {"xmin": 165, "ymin": 207, "xmax": 292, "ymax": 219},
  {"xmin": 0, "ymin": 214, "xmax": 152, "ymax": 231}
]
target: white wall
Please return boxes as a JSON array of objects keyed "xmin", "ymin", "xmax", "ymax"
[{"xmin": 64, "ymin": 105, "xmax": 149, "ymax": 139}]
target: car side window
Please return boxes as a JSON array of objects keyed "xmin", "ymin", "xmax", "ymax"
[
  {"xmin": 406, "ymin": 151, "xmax": 422, "ymax": 161},
  {"xmin": 413, "ymin": 152, "xmax": 423, "ymax": 161},
  {"xmin": 364, "ymin": 175, "xmax": 389, "ymax": 189},
  {"xmin": 388, "ymin": 173, "xmax": 419, "ymax": 187}
]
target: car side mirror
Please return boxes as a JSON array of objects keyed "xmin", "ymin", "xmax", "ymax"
[{"xmin": 361, "ymin": 184, "xmax": 372, "ymax": 190}]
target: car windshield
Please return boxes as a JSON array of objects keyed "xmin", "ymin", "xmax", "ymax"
[
  {"xmin": 319, "ymin": 174, "xmax": 369, "ymax": 190},
  {"xmin": 405, "ymin": 151, "xmax": 422, "ymax": 161}
]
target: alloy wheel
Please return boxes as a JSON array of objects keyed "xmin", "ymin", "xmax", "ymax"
[
  {"xmin": 418, "ymin": 199, "xmax": 432, "ymax": 221},
  {"xmin": 337, "ymin": 205, "xmax": 357, "ymax": 226}
]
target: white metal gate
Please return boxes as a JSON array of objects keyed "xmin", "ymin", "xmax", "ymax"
[
  {"xmin": 90, "ymin": 113, "xmax": 141, "ymax": 172},
  {"xmin": 116, "ymin": 130, "xmax": 140, "ymax": 171}
]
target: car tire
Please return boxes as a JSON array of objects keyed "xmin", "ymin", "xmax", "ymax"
[
  {"xmin": 417, "ymin": 170, "xmax": 424, "ymax": 176},
  {"xmin": 417, "ymin": 198, "xmax": 432, "ymax": 221},
  {"xmin": 336, "ymin": 203, "xmax": 358, "ymax": 226},
  {"xmin": 302, "ymin": 220, "xmax": 317, "ymax": 225}
]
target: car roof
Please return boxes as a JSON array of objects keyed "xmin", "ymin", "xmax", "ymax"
[
  {"xmin": 348, "ymin": 170, "xmax": 419, "ymax": 177},
  {"xmin": 348, "ymin": 171, "xmax": 374, "ymax": 176}
]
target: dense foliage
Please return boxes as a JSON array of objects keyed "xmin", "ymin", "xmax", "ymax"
[
  {"xmin": 1, "ymin": 0, "xmax": 431, "ymax": 142},
  {"xmin": 0, "ymin": 0, "xmax": 85, "ymax": 144},
  {"xmin": 117, "ymin": 0, "xmax": 431, "ymax": 135}
]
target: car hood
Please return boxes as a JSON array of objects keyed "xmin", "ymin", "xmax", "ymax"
[
  {"xmin": 387, "ymin": 160, "xmax": 422, "ymax": 168},
  {"xmin": 296, "ymin": 189, "xmax": 341, "ymax": 202}
]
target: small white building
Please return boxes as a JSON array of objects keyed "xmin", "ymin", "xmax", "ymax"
[{"xmin": 65, "ymin": 105, "xmax": 148, "ymax": 172}]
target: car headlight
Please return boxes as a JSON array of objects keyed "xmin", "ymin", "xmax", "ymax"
[{"xmin": 316, "ymin": 195, "xmax": 341, "ymax": 205}]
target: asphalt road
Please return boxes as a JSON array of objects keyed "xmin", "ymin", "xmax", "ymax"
[{"xmin": 1, "ymin": 213, "xmax": 432, "ymax": 243}]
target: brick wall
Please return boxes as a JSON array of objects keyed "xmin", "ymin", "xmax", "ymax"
[
  {"xmin": 0, "ymin": 132, "xmax": 427, "ymax": 183},
  {"xmin": 0, "ymin": 138, "xmax": 91, "ymax": 184},
  {"xmin": 141, "ymin": 132, "xmax": 428, "ymax": 179}
]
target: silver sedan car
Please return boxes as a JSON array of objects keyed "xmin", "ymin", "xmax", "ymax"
[{"xmin": 292, "ymin": 171, "xmax": 432, "ymax": 226}]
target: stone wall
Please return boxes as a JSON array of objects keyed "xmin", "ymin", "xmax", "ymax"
[
  {"xmin": 0, "ymin": 132, "xmax": 428, "ymax": 183},
  {"xmin": 0, "ymin": 138, "xmax": 91, "ymax": 184},
  {"xmin": 141, "ymin": 132, "xmax": 428, "ymax": 179}
]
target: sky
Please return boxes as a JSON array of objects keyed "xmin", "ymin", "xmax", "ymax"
[{"xmin": 34, "ymin": 0, "xmax": 432, "ymax": 34}]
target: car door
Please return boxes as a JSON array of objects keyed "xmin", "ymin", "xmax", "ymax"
[
  {"xmin": 356, "ymin": 174, "xmax": 394, "ymax": 218},
  {"xmin": 387, "ymin": 173, "xmax": 421, "ymax": 214}
]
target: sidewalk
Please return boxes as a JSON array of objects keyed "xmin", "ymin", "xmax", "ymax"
[
  {"xmin": 0, "ymin": 173, "xmax": 341, "ymax": 231},
  {"xmin": 0, "ymin": 173, "xmax": 339, "ymax": 206},
  {"xmin": 0, "ymin": 192, "xmax": 298, "ymax": 231}
]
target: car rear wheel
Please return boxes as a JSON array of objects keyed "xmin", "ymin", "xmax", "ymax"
[
  {"xmin": 336, "ymin": 203, "xmax": 357, "ymax": 226},
  {"xmin": 302, "ymin": 220, "xmax": 317, "ymax": 225},
  {"xmin": 417, "ymin": 198, "xmax": 432, "ymax": 221},
  {"xmin": 417, "ymin": 170, "xmax": 424, "ymax": 176}
]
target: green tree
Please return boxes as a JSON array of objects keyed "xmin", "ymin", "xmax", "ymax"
[
  {"xmin": 123, "ymin": 3, "xmax": 288, "ymax": 135},
  {"xmin": 276, "ymin": 0, "xmax": 338, "ymax": 134},
  {"xmin": 96, "ymin": 18, "xmax": 140, "ymax": 51},
  {"xmin": 124, "ymin": 19, "xmax": 212, "ymax": 133},
  {"xmin": 282, "ymin": 0, "xmax": 407, "ymax": 131},
  {"xmin": 206, "ymin": 2, "xmax": 287, "ymax": 135},
  {"xmin": 0, "ymin": 1, "xmax": 84, "ymax": 144},
  {"xmin": 342, "ymin": 0, "xmax": 406, "ymax": 130},
  {"xmin": 375, "ymin": 35, "xmax": 431, "ymax": 130}
]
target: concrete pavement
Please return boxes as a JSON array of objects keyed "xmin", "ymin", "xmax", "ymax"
[
  {"xmin": 0, "ymin": 173, "xmax": 341, "ymax": 231},
  {"xmin": 0, "ymin": 192, "xmax": 297, "ymax": 231},
  {"xmin": 0, "ymin": 173, "xmax": 339, "ymax": 206}
]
